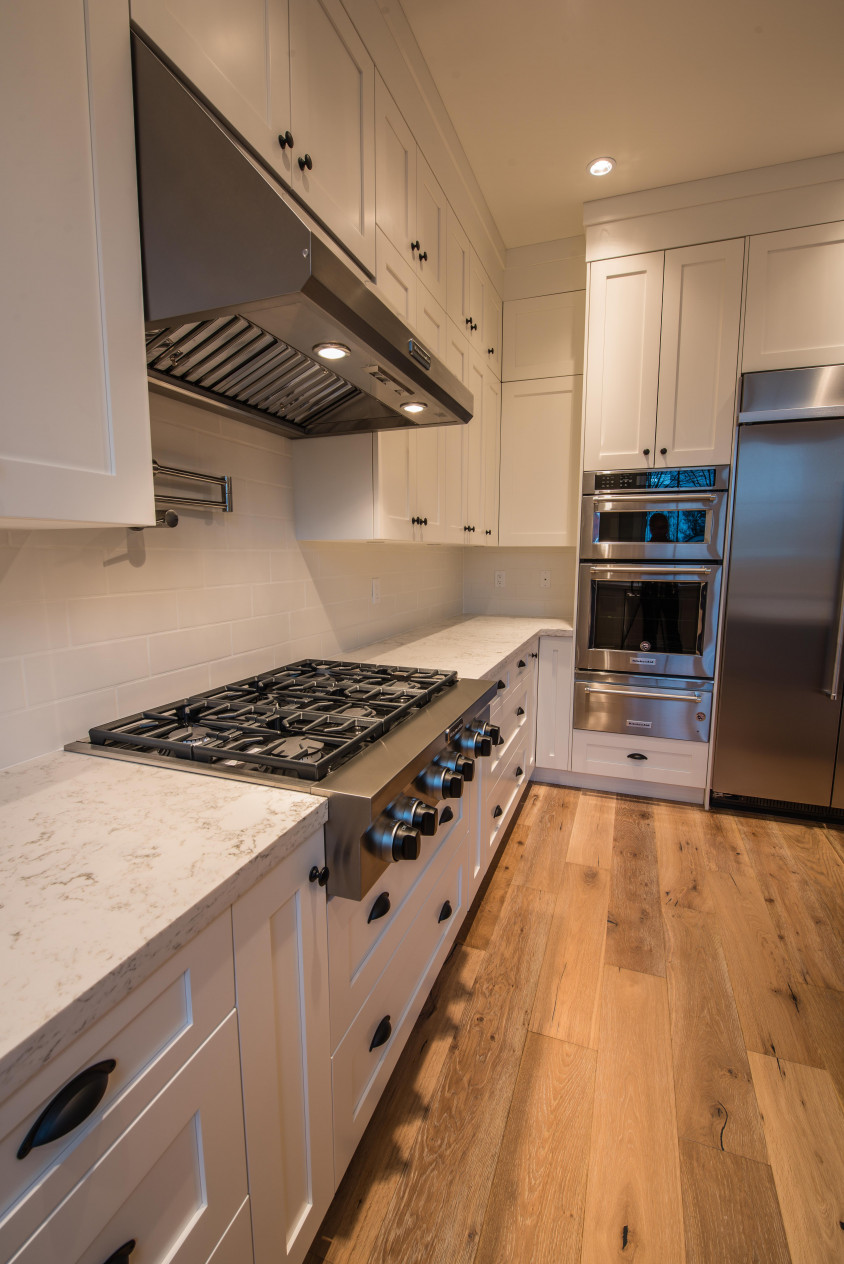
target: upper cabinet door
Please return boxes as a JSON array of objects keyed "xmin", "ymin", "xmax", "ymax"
[
  {"xmin": 0, "ymin": 0, "xmax": 154, "ymax": 527},
  {"xmin": 130, "ymin": 0, "xmax": 291, "ymax": 181},
  {"xmin": 374, "ymin": 432, "xmax": 415, "ymax": 541},
  {"xmin": 502, "ymin": 291, "xmax": 585, "ymax": 382},
  {"xmin": 656, "ymin": 239, "xmax": 744, "ymax": 467},
  {"xmin": 463, "ymin": 354, "xmax": 485, "ymax": 540},
  {"xmin": 445, "ymin": 320, "xmax": 471, "ymax": 388},
  {"xmin": 466, "ymin": 253, "xmax": 487, "ymax": 349},
  {"xmin": 483, "ymin": 286, "xmax": 503, "ymax": 378},
  {"xmin": 288, "ymin": 0, "xmax": 375, "ymax": 273},
  {"xmin": 481, "ymin": 369, "xmax": 501, "ymax": 544},
  {"xmin": 374, "ymin": 75, "xmax": 416, "ymax": 264},
  {"xmin": 499, "ymin": 377, "xmax": 582, "ymax": 547},
  {"xmin": 375, "ymin": 228, "xmax": 416, "ymax": 326},
  {"xmin": 415, "ymin": 154, "xmax": 447, "ymax": 309},
  {"xmin": 415, "ymin": 286, "xmax": 448, "ymax": 361},
  {"xmin": 583, "ymin": 252, "xmax": 664, "ymax": 472},
  {"xmin": 446, "ymin": 206, "xmax": 472, "ymax": 332},
  {"xmin": 743, "ymin": 221, "xmax": 844, "ymax": 371}
]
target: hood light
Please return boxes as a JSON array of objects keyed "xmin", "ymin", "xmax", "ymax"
[
  {"xmin": 588, "ymin": 156, "xmax": 616, "ymax": 177},
  {"xmin": 401, "ymin": 402, "xmax": 427, "ymax": 415},
  {"xmin": 314, "ymin": 342, "xmax": 350, "ymax": 361}
]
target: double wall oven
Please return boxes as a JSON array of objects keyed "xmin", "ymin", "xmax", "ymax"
[{"xmin": 575, "ymin": 467, "xmax": 729, "ymax": 742}]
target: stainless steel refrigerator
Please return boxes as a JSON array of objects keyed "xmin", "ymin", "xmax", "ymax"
[{"xmin": 711, "ymin": 365, "xmax": 844, "ymax": 813}]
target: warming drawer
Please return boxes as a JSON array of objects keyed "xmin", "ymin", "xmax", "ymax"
[{"xmin": 573, "ymin": 673, "xmax": 713, "ymax": 742}]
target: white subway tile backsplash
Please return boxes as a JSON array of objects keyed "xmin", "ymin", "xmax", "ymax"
[
  {"xmin": 0, "ymin": 659, "xmax": 26, "ymax": 714},
  {"xmin": 24, "ymin": 638, "xmax": 150, "ymax": 707},
  {"xmin": 148, "ymin": 623, "xmax": 232, "ymax": 677},
  {"xmin": 68, "ymin": 592, "xmax": 180, "ymax": 645},
  {"xmin": 0, "ymin": 602, "xmax": 70, "ymax": 658},
  {"xmin": 230, "ymin": 613, "xmax": 291, "ymax": 655},
  {"xmin": 117, "ymin": 664, "xmax": 212, "ymax": 715},
  {"xmin": 177, "ymin": 585, "xmax": 252, "ymax": 629}
]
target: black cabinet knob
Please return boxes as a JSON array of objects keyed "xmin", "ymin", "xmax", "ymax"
[
  {"xmin": 660, "ymin": 447, "xmax": 667, "ymax": 455},
  {"xmin": 367, "ymin": 891, "xmax": 391, "ymax": 923},
  {"xmin": 410, "ymin": 240, "xmax": 420, "ymax": 253},
  {"xmin": 530, "ymin": 652, "xmax": 538, "ymax": 659},
  {"xmin": 298, "ymin": 153, "xmax": 313, "ymax": 171},
  {"xmin": 485, "ymin": 529, "xmax": 491, "ymax": 535},
  {"xmin": 369, "ymin": 1016, "xmax": 392, "ymax": 1051},
  {"xmin": 101, "ymin": 1243, "xmax": 136, "ymax": 1264},
  {"xmin": 277, "ymin": 130, "xmax": 294, "ymax": 149},
  {"xmin": 493, "ymin": 804, "xmax": 503, "ymax": 818},
  {"xmin": 487, "ymin": 347, "xmax": 495, "ymax": 355},
  {"xmin": 17, "ymin": 1059, "xmax": 117, "ymax": 1160},
  {"xmin": 438, "ymin": 899, "xmax": 453, "ymax": 924},
  {"xmin": 643, "ymin": 448, "xmax": 650, "ymax": 456},
  {"xmin": 419, "ymin": 250, "xmax": 428, "ymax": 262},
  {"xmin": 518, "ymin": 659, "xmax": 526, "ymax": 668},
  {"xmin": 465, "ymin": 316, "xmax": 472, "ymax": 327},
  {"xmin": 309, "ymin": 864, "xmax": 329, "ymax": 886},
  {"xmin": 472, "ymin": 321, "xmax": 478, "ymax": 331},
  {"xmin": 422, "ymin": 517, "xmax": 428, "ymax": 526},
  {"xmin": 469, "ymin": 525, "xmax": 476, "ymax": 532},
  {"xmin": 627, "ymin": 752, "xmax": 648, "ymax": 761}
]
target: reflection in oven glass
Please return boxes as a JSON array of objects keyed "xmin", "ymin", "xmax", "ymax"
[
  {"xmin": 591, "ymin": 579, "xmax": 705, "ymax": 655},
  {"xmin": 596, "ymin": 509, "xmax": 707, "ymax": 544}
]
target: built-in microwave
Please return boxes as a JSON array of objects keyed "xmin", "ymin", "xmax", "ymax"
[
  {"xmin": 580, "ymin": 466, "xmax": 729, "ymax": 562},
  {"xmin": 576, "ymin": 561, "xmax": 722, "ymax": 679}
]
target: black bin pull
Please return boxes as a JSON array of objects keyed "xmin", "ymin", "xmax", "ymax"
[
  {"xmin": 516, "ymin": 706, "xmax": 525, "ymax": 716},
  {"xmin": 518, "ymin": 659, "xmax": 526, "ymax": 668},
  {"xmin": 438, "ymin": 899, "xmax": 453, "ymax": 923},
  {"xmin": 515, "ymin": 766, "xmax": 524, "ymax": 777},
  {"xmin": 493, "ymin": 804, "xmax": 503, "ymax": 818},
  {"xmin": 627, "ymin": 752, "xmax": 648, "ymax": 761},
  {"xmin": 440, "ymin": 805, "xmax": 454, "ymax": 824},
  {"xmin": 497, "ymin": 679, "xmax": 506, "ymax": 690},
  {"xmin": 369, "ymin": 1015, "xmax": 392, "ymax": 1051},
  {"xmin": 101, "ymin": 1243, "xmax": 136, "ymax": 1264},
  {"xmin": 367, "ymin": 891, "xmax": 391, "ymax": 923},
  {"xmin": 17, "ymin": 1059, "xmax": 117, "ymax": 1160}
]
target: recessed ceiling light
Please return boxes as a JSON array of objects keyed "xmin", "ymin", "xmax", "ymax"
[
  {"xmin": 401, "ymin": 402, "xmax": 427, "ymax": 414},
  {"xmin": 588, "ymin": 157, "xmax": 616, "ymax": 177},
  {"xmin": 313, "ymin": 342, "xmax": 350, "ymax": 361}
]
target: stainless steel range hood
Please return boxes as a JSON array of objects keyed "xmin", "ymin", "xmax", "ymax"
[{"xmin": 131, "ymin": 34, "xmax": 472, "ymax": 439}]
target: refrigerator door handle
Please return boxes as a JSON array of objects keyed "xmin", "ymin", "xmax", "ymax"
[{"xmin": 822, "ymin": 530, "xmax": 844, "ymax": 701}]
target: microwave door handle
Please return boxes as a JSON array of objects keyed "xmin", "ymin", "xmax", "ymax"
[
  {"xmin": 822, "ymin": 529, "xmax": 844, "ymax": 701},
  {"xmin": 584, "ymin": 685, "xmax": 703, "ymax": 703}
]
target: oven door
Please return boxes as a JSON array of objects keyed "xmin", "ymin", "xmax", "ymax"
[
  {"xmin": 580, "ymin": 491, "xmax": 727, "ymax": 561},
  {"xmin": 577, "ymin": 563, "xmax": 722, "ymax": 678}
]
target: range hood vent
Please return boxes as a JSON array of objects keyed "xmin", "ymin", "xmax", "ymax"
[{"xmin": 131, "ymin": 34, "xmax": 472, "ymax": 439}]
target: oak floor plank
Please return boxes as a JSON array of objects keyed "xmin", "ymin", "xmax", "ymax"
[
  {"xmin": 509, "ymin": 783, "xmax": 577, "ymax": 894},
  {"xmin": 707, "ymin": 868, "xmax": 822, "ymax": 1066},
  {"xmin": 581, "ymin": 965, "xmax": 686, "ymax": 1263},
  {"xmin": 779, "ymin": 821, "xmax": 844, "ymax": 945},
  {"xmin": 605, "ymin": 798, "xmax": 665, "ymax": 977},
  {"xmin": 663, "ymin": 904, "xmax": 768, "ymax": 1163},
  {"xmin": 679, "ymin": 1139, "xmax": 791, "ymax": 1264},
  {"xmin": 459, "ymin": 843, "xmax": 518, "ymax": 953},
  {"xmin": 699, "ymin": 810, "xmax": 754, "ymax": 874},
  {"xmin": 474, "ymin": 1034, "xmax": 596, "ymax": 1264},
  {"xmin": 530, "ymin": 862, "xmax": 610, "ymax": 1049},
  {"xmin": 803, "ymin": 984, "xmax": 844, "ymax": 1109},
  {"xmin": 314, "ymin": 942, "xmax": 484, "ymax": 1264},
  {"xmin": 565, "ymin": 789, "xmax": 615, "ymax": 870},
  {"xmin": 749, "ymin": 1052, "xmax": 844, "ymax": 1264},
  {"xmin": 366, "ymin": 882, "xmax": 556, "ymax": 1264},
  {"xmin": 654, "ymin": 800, "xmax": 713, "ymax": 913}
]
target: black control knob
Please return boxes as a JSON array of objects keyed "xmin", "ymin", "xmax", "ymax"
[
  {"xmin": 435, "ymin": 750, "xmax": 475, "ymax": 782},
  {"xmin": 365, "ymin": 816, "xmax": 421, "ymax": 862},
  {"xmin": 454, "ymin": 727, "xmax": 491, "ymax": 758},
  {"xmin": 393, "ymin": 823, "xmax": 421, "ymax": 859},
  {"xmin": 390, "ymin": 795, "xmax": 439, "ymax": 836},
  {"xmin": 416, "ymin": 765, "xmax": 464, "ymax": 800},
  {"xmin": 472, "ymin": 720, "xmax": 501, "ymax": 747}
]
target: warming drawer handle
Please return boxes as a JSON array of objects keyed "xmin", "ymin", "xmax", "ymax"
[
  {"xmin": 589, "ymin": 565, "xmax": 713, "ymax": 576},
  {"xmin": 438, "ymin": 899, "xmax": 453, "ymax": 923},
  {"xmin": 367, "ymin": 891, "xmax": 391, "ymax": 923},
  {"xmin": 584, "ymin": 685, "xmax": 702, "ymax": 704},
  {"xmin": 17, "ymin": 1059, "xmax": 117, "ymax": 1160},
  {"xmin": 101, "ymin": 1244, "xmax": 136, "ymax": 1264},
  {"xmin": 627, "ymin": 752, "xmax": 648, "ymax": 761},
  {"xmin": 370, "ymin": 1016, "xmax": 392, "ymax": 1051}
]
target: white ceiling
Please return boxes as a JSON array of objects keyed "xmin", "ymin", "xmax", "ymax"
[{"xmin": 399, "ymin": 0, "xmax": 844, "ymax": 247}]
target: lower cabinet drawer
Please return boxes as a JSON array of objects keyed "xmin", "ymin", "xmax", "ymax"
[
  {"xmin": 327, "ymin": 796, "xmax": 466, "ymax": 1049},
  {"xmin": 331, "ymin": 843, "xmax": 465, "ymax": 1181},
  {"xmin": 484, "ymin": 742, "xmax": 530, "ymax": 855},
  {"xmin": 11, "ymin": 1012, "xmax": 248, "ymax": 1264},
  {"xmin": 571, "ymin": 729, "xmax": 709, "ymax": 788},
  {"xmin": 0, "ymin": 912, "xmax": 235, "ymax": 1263},
  {"xmin": 488, "ymin": 674, "xmax": 533, "ymax": 779}
]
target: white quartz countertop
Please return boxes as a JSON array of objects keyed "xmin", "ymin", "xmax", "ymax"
[
  {"xmin": 353, "ymin": 614, "xmax": 572, "ymax": 679},
  {"xmin": 0, "ymin": 750, "xmax": 327, "ymax": 1100}
]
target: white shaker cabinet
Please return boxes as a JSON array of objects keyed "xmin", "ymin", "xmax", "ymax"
[
  {"xmin": 0, "ymin": 0, "xmax": 154, "ymax": 528},
  {"xmin": 535, "ymin": 636, "xmax": 573, "ymax": 772},
  {"xmin": 446, "ymin": 206, "xmax": 473, "ymax": 336},
  {"xmin": 655, "ymin": 238, "xmax": 744, "ymax": 466},
  {"xmin": 502, "ymin": 291, "xmax": 585, "ymax": 382},
  {"xmin": 232, "ymin": 829, "xmax": 334, "ymax": 1264},
  {"xmin": 374, "ymin": 74, "xmax": 416, "ymax": 267},
  {"xmin": 583, "ymin": 252, "xmax": 664, "ymax": 471},
  {"xmin": 743, "ymin": 220, "xmax": 844, "ymax": 371},
  {"xmin": 483, "ymin": 286, "xmax": 503, "ymax": 376},
  {"xmin": 499, "ymin": 377, "xmax": 582, "ymax": 547},
  {"xmin": 415, "ymin": 154, "xmax": 448, "ymax": 309},
  {"xmin": 481, "ymin": 370, "xmax": 501, "ymax": 544}
]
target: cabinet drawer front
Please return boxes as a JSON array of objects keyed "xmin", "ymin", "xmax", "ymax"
[
  {"xmin": 571, "ymin": 729, "xmax": 709, "ymax": 788},
  {"xmin": 331, "ymin": 844, "xmax": 465, "ymax": 1179},
  {"xmin": 327, "ymin": 799, "xmax": 466, "ymax": 1048},
  {"xmin": 488, "ymin": 675, "xmax": 534, "ymax": 777},
  {"xmin": 0, "ymin": 913, "xmax": 234, "ymax": 1259},
  {"xmin": 11, "ymin": 1013, "xmax": 247, "ymax": 1264},
  {"xmin": 481, "ymin": 741, "xmax": 530, "ymax": 875}
]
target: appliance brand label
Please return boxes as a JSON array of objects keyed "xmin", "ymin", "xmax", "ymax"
[
  {"xmin": 629, "ymin": 656, "xmax": 656, "ymax": 666},
  {"xmin": 626, "ymin": 719, "xmax": 653, "ymax": 729}
]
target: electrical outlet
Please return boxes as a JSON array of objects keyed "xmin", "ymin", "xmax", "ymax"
[
  {"xmin": 540, "ymin": 570, "xmax": 551, "ymax": 589},
  {"xmin": 495, "ymin": 571, "xmax": 506, "ymax": 588},
  {"xmin": 371, "ymin": 577, "xmax": 381, "ymax": 604}
]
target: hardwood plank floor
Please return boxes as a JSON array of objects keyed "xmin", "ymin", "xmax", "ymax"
[{"xmin": 309, "ymin": 791, "xmax": 844, "ymax": 1264}]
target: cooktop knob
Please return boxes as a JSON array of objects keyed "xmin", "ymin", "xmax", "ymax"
[
  {"xmin": 435, "ymin": 750, "xmax": 475, "ymax": 782},
  {"xmin": 416, "ymin": 764, "xmax": 464, "ymax": 800},
  {"xmin": 414, "ymin": 803, "xmax": 439, "ymax": 835},
  {"xmin": 364, "ymin": 816, "xmax": 422, "ymax": 863},
  {"xmin": 390, "ymin": 795, "xmax": 439, "ymax": 836},
  {"xmin": 472, "ymin": 720, "xmax": 501, "ymax": 747},
  {"xmin": 393, "ymin": 823, "xmax": 421, "ymax": 861},
  {"xmin": 454, "ymin": 727, "xmax": 491, "ymax": 758}
]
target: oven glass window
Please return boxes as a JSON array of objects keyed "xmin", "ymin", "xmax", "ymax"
[
  {"xmin": 596, "ymin": 509, "xmax": 707, "ymax": 544},
  {"xmin": 590, "ymin": 578, "xmax": 705, "ymax": 655}
]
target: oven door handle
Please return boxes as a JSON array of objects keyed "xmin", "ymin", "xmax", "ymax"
[
  {"xmin": 591, "ymin": 493, "xmax": 718, "ymax": 505},
  {"xmin": 584, "ymin": 685, "xmax": 703, "ymax": 703},
  {"xmin": 588, "ymin": 565, "xmax": 713, "ymax": 576}
]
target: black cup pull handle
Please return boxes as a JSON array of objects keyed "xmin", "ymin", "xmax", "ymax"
[
  {"xmin": 517, "ymin": 706, "xmax": 525, "ymax": 716},
  {"xmin": 627, "ymin": 752, "xmax": 648, "ymax": 761},
  {"xmin": 298, "ymin": 153, "xmax": 313, "ymax": 171},
  {"xmin": 518, "ymin": 659, "xmax": 526, "ymax": 668},
  {"xmin": 367, "ymin": 891, "xmax": 391, "ymax": 923},
  {"xmin": 101, "ymin": 1243, "xmax": 136, "ymax": 1264},
  {"xmin": 440, "ymin": 806, "xmax": 454, "ymax": 824},
  {"xmin": 497, "ymin": 679, "xmax": 506, "ymax": 690},
  {"xmin": 516, "ymin": 766, "xmax": 524, "ymax": 777},
  {"xmin": 493, "ymin": 804, "xmax": 503, "ymax": 818},
  {"xmin": 438, "ymin": 899, "xmax": 453, "ymax": 923},
  {"xmin": 17, "ymin": 1059, "xmax": 117, "ymax": 1160},
  {"xmin": 370, "ymin": 1016, "xmax": 392, "ymax": 1051}
]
